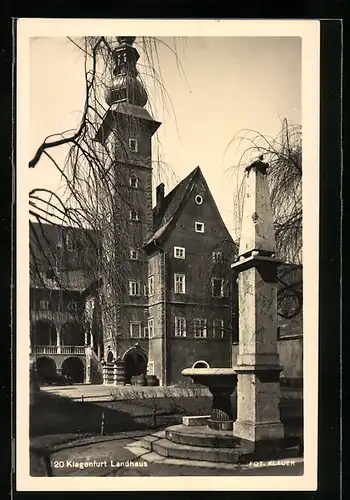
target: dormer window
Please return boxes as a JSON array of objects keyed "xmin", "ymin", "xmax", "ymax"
[
  {"xmin": 195, "ymin": 195, "xmax": 203, "ymax": 205},
  {"xmin": 195, "ymin": 222, "xmax": 205, "ymax": 233},
  {"xmin": 129, "ymin": 176, "xmax": 139, "ymax": 188},
  {"xmin": 128, "ymin": 138, "xmax": 138, "ymax": 152}
]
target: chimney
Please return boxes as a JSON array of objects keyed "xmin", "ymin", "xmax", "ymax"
[{"xmin": 156, "ymin": 183, "xmax": 165, "ymax": 210}]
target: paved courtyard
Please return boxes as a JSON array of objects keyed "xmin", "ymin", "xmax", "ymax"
[{"xmin": 34, "ymin": 433, "xmax": 303, "ymax": 477}]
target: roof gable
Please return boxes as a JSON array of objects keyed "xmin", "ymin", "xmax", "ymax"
[
  {"xmin": 153, "ymin": 166, "xmax": 200, "ymax": 231},
  {"xmin": 146, "ymin": 166, "xmax": 234, "ymax": 250}
]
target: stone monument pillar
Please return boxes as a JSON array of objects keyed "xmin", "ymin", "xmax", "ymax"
[{"xmin": 231, "ymin": 158, "xmax": 284, "ymax": 444}]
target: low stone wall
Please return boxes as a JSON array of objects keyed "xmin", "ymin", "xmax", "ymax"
[{"xmin": 109, "ymin": 385, "xmax": 211, "ymax": 400}]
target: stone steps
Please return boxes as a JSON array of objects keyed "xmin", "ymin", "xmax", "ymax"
[
  {"xmin": 138, "ymin": 425, "xmax": 302, "ymax": 465},
  {"xmin": 165, "ymin": 425, "xmax": 240, "ymax": 449},
  {"xmin": 140, "ymin": 436, "xmax": 245, "ymax": 464}
]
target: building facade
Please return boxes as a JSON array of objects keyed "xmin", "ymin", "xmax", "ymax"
[
  {"xmin": 29, "ymin": 223, "xmax": 98, "ymax": 383},
  {"xmin": 144, "ymin": 168, "xmax": 237, "ymax": 385}
]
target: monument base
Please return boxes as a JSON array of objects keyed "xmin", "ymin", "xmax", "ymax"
[
  {"xmin": 136, "ymin": 424, "xmax": 302, "ymax": 465},
  {"xmin": 233, "ymin": 420, "xmax": 284, "ymax": 442},
  {"xmin": 208, "ymin": 419, "xmax": 233, "ymax": 431}
]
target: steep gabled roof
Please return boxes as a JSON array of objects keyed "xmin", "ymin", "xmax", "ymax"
[
  {"xmin": 145, "ymin": 166, "xmax": 234, "ymax": 251},
  {"xmin": 29, "ymin": 221, "xmax": 98, "ymax": 272},
  {"xmin": 153, "ymin": 166, "xmax": 201, "ymax": 232}
]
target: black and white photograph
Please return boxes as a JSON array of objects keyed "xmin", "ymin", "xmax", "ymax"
[{"xmin": 16, "ymin": 19, "xmax": 320, "ymax": 491}]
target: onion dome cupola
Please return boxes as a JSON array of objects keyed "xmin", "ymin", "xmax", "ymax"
[
  {"xmin": 97, "ymin": 36, "xmax": 161, "ymax": 143},
  {"xmin": 105, "ymin": 36, "xmax": 148, "ymax": 108}
]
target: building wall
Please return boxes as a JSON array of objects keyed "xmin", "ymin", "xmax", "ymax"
[
  {"xmin": 30, "ymin": 285, "xmax": 85, "ymax": 348},
  {"xmin": 146, "ymin": 176, "xmax": 237, "ymax": 385},
  {"xmin": 277, "ymin": 335, "xmax": 303, "ymax": 381},
  {"xmin": 167, "ymin": 338, "xmax": 231, "ymax": 385},
  {"xmin": 147, "ymin": 252, "xmax": 166, "ymax": 383},
  {"xmin": 232, "ymin": 338, "xmax": 303, "ymax": 382},
  {"xmin": 102, "ymin": 123, "xmax": 154, "ymax": 359}
]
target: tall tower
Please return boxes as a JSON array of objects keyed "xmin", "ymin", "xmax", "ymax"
[{"xmin": 95, "ymin": 37, "xmax": 161, "ymax": 365}]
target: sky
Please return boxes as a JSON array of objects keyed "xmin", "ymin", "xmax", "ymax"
[{"xmin": 29, "ymin": 35, "xmax": 301, "ymax": 241}]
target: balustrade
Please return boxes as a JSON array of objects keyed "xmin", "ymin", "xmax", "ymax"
[{"xmin": 32, "ymin": 345, "xmax": 86, "ymax": 355}]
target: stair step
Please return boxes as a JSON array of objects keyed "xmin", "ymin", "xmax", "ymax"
[
  {"xmin": 165, "ymin": 426, "xmax": 240, "ymax": 449},
  {"xmin": 140, "ymin": 435, "xmax": 159, "ymax": 450},
  {"xmin": 152, "ymin": 438, "xmax": 243, "ymax": 464}
]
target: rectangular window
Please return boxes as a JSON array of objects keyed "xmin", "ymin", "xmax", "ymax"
[
  {"xmin": 193, "ymin": 318, "xmax": 207, "ymax": 338},
  {"xmin": 129, "ymin": 280, "xmax": 141, "ymax": 296},
  {"xmin": 143, "ymin": 285, "xmax": 149, "ymax": 297},
  {"xmin": 175, "ymin": 317, "xmax": 186, "ymax": 337},
  {"xmin": 45, "ymin": 269, "xmax": 55, "ymax": 280},
  {"xmin": 195, "ymin": 222, "xmax": 205, "ymax": 233},
  {"xmin": 148, "ymin": 318, "xmax": 154, "ymax": 338},
  {"xmin": 212, "ymin": 278, "xmax": 224, "ymax": 297},
  {"xmin": 129, "ymin": 210, "xmax": 140, "ymax": 221},
  {"xmin": 39, "ymin": 299, "xmax": 49, "ymax": 310},
  {"xmin": 223, "ymin": 280, "xmax": 230, "ymax": 297},
  {"xmin": 174, "ymin": 273, "xmax": 186, "ymax": 294},
  {"xmin": 213, "ymin": 319, "xmax": 224, "ymax": 338},
  {"xmin": 129, "ymin": 321, "xmax": 141, "ymax": 338},
  {"xmin": 130, "ymin": 248, "xmax": 139, "ymax": 260},
  {"xmin": 65, "ymin": 231, "xmax": 75, "ymax": 251},
  {"xmin": 143, "ymin": 327, "xmax": 149, "ymax": 338},
  {"xmin": 212, "ymin": 251, "xmax": 223, "ymax": 263},
  {"xmin": 148, "ymin": 276, "xmax": 154, "ymax": 296},
  {"xmin": 174, "ymin": 246, "xmax": 185, "ymax": 259},
  {"xmin": 68, "ymin": 300, "xmax": 78, "ymax": 311},
  {"xmin": 129, "ymin": 138, "xmax": 138, "ymax": 152},
  {"xmin": 147, "ymin": 361, "xmax": 155, "ymax": 375},
  {"xmin": 129, "ymin": 176, "xmax": 139, "ymax": 188}
]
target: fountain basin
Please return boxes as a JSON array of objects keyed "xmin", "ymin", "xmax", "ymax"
[{"xmin": 182, "ymin": 368, "xmax": 237, "ymax": 431}]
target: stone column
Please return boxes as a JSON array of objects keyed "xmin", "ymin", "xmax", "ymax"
[
  {"xmin": 101, "ymin": 361, "xmax": 107, "ymax": 385},
  {"xmin": 56, "ymin": 325, "xmax": 61, "ymax": 354},
  {"xmin": 113, "ymin": 361, "xmax": 118, "ymax": 386},
  {"xmin": 85, "ymin": 346, "xmax": 91, "ymax": 384},
  {"xmin": 231, "ymin": 159, "xmax": 284, "ymax": 444}
]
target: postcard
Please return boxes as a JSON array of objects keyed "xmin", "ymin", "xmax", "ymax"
[{"xmin": 16, "ymin": 18, "xmax": 319, "ymax": 491}]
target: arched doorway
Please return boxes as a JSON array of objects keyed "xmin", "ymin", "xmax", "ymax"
[
  {"xmin": 36, "ymin": 357, "xmax": 57, "ymax": 381},
  {"xmin": 106, "ymin": 348, "xmax": 114, "ymax": 363},
  {"xmin": 62, "ymin": 357, "xmax": 84, "ymax": 383},
  {"xmin": 123, "ymin": 348, "xmax": 148, "ymax": 384},
  {"xmin": 34, "ymin": 320, "xmax": 57, "ymax": 346},
  {"xmin": 61, "ymin": 321, "xmax": 85, "ymax": 346}
]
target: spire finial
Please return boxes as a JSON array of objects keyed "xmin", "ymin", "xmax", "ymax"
[
  {"xmin": 117, "ymin": 36, "xmax": 136, "ymax": 46},
  {"xmin": 105, "ymin": 35, "xmax": 147, "ymax": 107}
]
